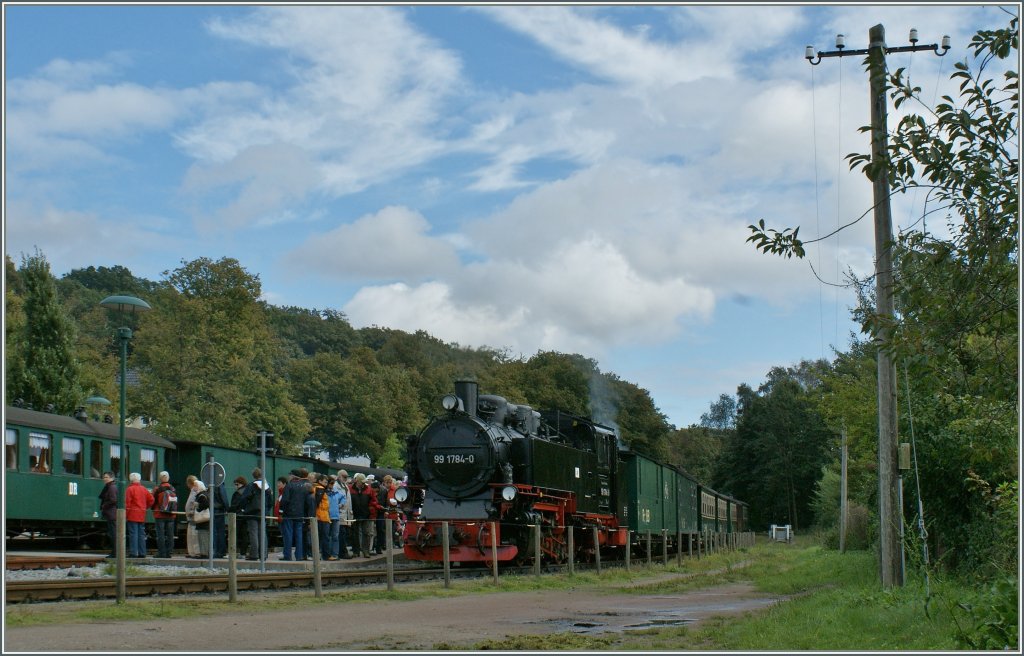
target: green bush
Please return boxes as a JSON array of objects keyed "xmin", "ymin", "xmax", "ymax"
[
  {"xmin": 815, "ymin": 501, "xmax": 871, "ymax": 551},
  {"xmin": 953, "ymin": 576, "xmax": 1019, "ymax": 650}
]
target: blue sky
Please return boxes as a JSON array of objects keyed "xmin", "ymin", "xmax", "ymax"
[{"xmin": 4, "ymin": 3, "xmax": 1012, "ymax": 428}]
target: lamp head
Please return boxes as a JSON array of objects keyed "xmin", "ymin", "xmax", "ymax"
[{"xmin": 99, "ymin": 295, "xmax": 151, "ymax": 314}]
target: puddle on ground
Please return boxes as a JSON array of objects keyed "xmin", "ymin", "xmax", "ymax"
[
  {"xmin": 623, "ymin": 617, "xmax": 696, "ymax": 630},
  {"xmin": 538, "ymin": 610, "xmax": 697, "ymax": 635},
  {"xmin": 528, "ymin": 594, "xmax": 779, "ymax": 636}
]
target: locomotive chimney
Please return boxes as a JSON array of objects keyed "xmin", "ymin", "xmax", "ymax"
[{"xmin": 454, "ymin": 380, "xmax": 478, "ymax": 418}]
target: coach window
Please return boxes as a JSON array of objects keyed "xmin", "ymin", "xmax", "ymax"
[
  {"xmin": 29, "ymin": 432, "xmax": 52, "ymax": 474},
  {"xmin": 62, "ymin": 437, "xmax": 83, "ymax": 475},
  {"xmin": 89, "ymin": 441, "xmax": 103, "ymax": 477},
  {"xmin": 111, "ymin": 444, "xmax": 122, "ymax": 478},
  {"xmin": 6, "ymin": 429, "xmax": 17, "ymax": 470},
  {"xmin": 140, "ymin": 448, "xmax": 156, "ymax": 482}
]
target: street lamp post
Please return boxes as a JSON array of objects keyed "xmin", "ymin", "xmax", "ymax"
[
  {"xmin": 84, "ymin": 395, "xmax": 112, "ymax": 421},
  {"xmin": 99, "ymin": 294, "xmax": 150, "ymax": 603}
]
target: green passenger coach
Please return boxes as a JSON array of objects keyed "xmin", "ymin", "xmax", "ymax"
[{"xmin": 5, "ymin": 405, "xmax": 175, "ymax": 545}]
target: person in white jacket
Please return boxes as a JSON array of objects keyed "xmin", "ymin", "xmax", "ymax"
[
  {"xmin": 327, "ymin": 470, "xmax": 354, "ymax": 559},
  {"xmin": 183, "ymin": 474, "xmax": 201, "ymax": 557}
]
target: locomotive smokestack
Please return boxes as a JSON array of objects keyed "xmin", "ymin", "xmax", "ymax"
[{"xmin": 454, "ymin": 380, "xmax": 478, "ymax": 418}]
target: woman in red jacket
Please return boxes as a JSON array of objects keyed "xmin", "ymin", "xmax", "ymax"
[{"xmin": 125, "ymin": 472, "xmax": 154, "ymax": 558}]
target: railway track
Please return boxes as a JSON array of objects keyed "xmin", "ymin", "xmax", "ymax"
[
  {"xmin": 6, "ymin": 555, "xmax": 109, "ymax": 571},
  {"xmin": 4, "ymin": 558, "xmax": 621, "ymax": 603},
  {"xmin": 4, "ymin": 566, "xmax": 449, "ymax": 603}
]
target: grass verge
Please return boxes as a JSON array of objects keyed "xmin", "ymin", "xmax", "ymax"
[{"xmin": 6, "ymin": 539, "xmax": 1005, "ymax": 651}]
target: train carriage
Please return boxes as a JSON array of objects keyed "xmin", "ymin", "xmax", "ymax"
[
  {"xmin": 672, "ymin": 467, "xmax": 701, "ymax": 534},
  {"xmin": 734, "ymin": 499, "xmax": 748, "ymax": 532},
  {"xmin": 618, "ymin": 455, "xmax": 703, "ymax": 554},
  {"xmin": 165, "ymin": 441, "xmax": 330, "ymax": 498},
  {"xmin": 619, "ymin": 451, "xmax": 670, "ymax": 537},
  {"xmin": 698, "ymin": 485, "xmax": 717, "ymax": 534},
  {"xmin": 5, "ymin": 406, "xmax": 175, "ymax": 545},
  {"xmin": 6, "ymin": 406, "xmax": 406, "ymax": 549}
]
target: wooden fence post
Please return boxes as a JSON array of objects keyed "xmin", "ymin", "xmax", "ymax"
[
  {"xmin": 567, "ymin": 525, "xmax": 575, "ymax": 576},
  {"xmin": 385, "ymin": 518, "xmax": 394, "ymax": 592},
  {"xmin": 310, "ymin": 517, "xmax": 322, "ymax": 598},
  {"xmin": 442, "ymin": 521, "xmax": 451, "ymax": 589},
  {"xmin": 490, "ymin": 522, "xmax": 499, "ymax": 586},
  {"xmin": 227, "ymin": 513, "xmax": 237, "ymax": 602},
  {"xmin": 533, "ymin": 522, "xmax": 542, "ymax": 577}
]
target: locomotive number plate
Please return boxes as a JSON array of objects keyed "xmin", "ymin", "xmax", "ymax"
[{"xmin": 434, "ymin": 454, "xmax": 475, "ymax": 464}]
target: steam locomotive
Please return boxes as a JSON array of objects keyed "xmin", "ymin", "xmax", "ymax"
[{"xmin": 396, "ymin": 380, "xmax": 747, "ymax": 565}]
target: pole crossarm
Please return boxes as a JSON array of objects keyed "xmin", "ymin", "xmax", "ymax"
[{"xmin": 806, "ymin": 36, "xmax": 949, "ymax": 65}]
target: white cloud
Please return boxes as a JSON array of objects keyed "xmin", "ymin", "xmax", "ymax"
[
  {"xmin": 6, "ymin": 69, "xmax": 182, "ymax": 173},
  {"xmin": 181, "ymin": 143, "xmax": 322, "ymax": 231},
  {"xmin": 177, "ymin": 5, "xmax": 464, "ymax": 221},
  {"xmin": 344, "ymin": 281, "xmax": 530, "ymax": 352},
  {"xmin": 343, "ymin": 225, "xmax": 715, "ymax": 357},
  {"xmin": 284, "ymin": 206, "xmax": 460, "ymax": 282},
  {"xmin": 3, "ymin": 200, "xmax": 185, "ymax": 278},
  {"xmin": 479, "ymin": 6, "xmax": 732, "ymax": 88},
  {"xmin": 467, "ymin": 159, "xmax": 831, "ymax": 304}
]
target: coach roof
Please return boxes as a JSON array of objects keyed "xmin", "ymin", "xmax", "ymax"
[{"xmin": 5, "ymin": 406, "xmax": 177, "ymax": 449}]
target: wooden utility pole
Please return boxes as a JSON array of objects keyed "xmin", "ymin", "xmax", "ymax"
[
  {"xmin": 807, "ymin": 23, "xmax": 948, "ymax": 588},
  {"xmin": 840, "ymin": 427, "xmax": 848, "ymax": 553},
  {"xmin": 867, "ymin": 23, "xmax": 902, "ymax": 590}
]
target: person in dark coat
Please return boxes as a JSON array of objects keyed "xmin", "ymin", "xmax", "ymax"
[
  {"xmin": 235, "ymin": 468, "xmax": 273, "ymax": 560},
  {"xmin": 152, "ymin": 471, "xmax": 178, "ymax": 558},
  {"xmin": 212, "ymin": 481, "xmax": 229, "ymax": 558},
  {"xmin": 98, "ymin": 471, "xmax": 118, "ymax": 558},
  {"xmin": 279, "ymin": 470, "xmax": 311, "ymax": 560},
  {"xmin": 228, "ymin": 475, "xmax": 250, "ymax": 556},
  {"xmin": 350, "ymin": 473, "xmax": 381, "ymax": 558}
]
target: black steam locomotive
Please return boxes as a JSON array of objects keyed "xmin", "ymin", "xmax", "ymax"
[{"xmin": 397, "ymin": 380, "xmax": 746, "ymax": 565}]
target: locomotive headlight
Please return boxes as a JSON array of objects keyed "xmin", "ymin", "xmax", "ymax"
[
  {"xmin": 501, "ymin": 485, "xmax": 517, "ymax": 501},
  {"xmin": 394, "ymin": 487, "xmax": 409, "ymax": 503},
  {"xmin": 441, "ymin": 394, "xmax": 460, "ymax": 411}
]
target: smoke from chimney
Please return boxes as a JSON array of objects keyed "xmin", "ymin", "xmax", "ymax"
[{"xmin": 589, "ymin": 372, "xmax": 627, "ymax": 449}]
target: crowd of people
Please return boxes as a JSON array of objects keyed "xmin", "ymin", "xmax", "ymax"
[
  {"xmin": 97, "ymin": 466, "xmax": 406, "ymax": 561},
  {"xmin": 275, "ymin": 468, "xmax": 404, "ymax": 560}
]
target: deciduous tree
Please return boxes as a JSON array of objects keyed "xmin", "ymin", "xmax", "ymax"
[{"xmin": 5, "ymin": 251, "xmax": 84, "ymax": 412}]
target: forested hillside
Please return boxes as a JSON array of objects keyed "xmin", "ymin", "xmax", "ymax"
[{"xmin": 5, "ymin": 255, "xmax": 680, "ymax": 467}]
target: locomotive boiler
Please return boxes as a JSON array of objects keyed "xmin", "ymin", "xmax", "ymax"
[{"xmin": 397, "ymin": 380, "xmax": 624, "ymax": 564}]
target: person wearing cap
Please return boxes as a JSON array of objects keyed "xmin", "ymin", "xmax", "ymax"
[
  {"xmin": 349, "ymin": 473, "xmax": 381, "ymax": 558},
  {"xmin": 328, "ymin": 471, "xmax": 353, "ymax": 558},
  {"xmin": 278, "ymin": 469, "xmax": 311, "ymax": 560}
]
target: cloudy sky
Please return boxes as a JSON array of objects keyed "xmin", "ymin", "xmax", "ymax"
[{"xmin": 4, "ymin": 3, "xmax": 1011, "ymax": 428}]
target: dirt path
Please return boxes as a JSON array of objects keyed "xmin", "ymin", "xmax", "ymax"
[{"xmin": 4, "ymin": 581, "xmax": 782, "ymax": 651}]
